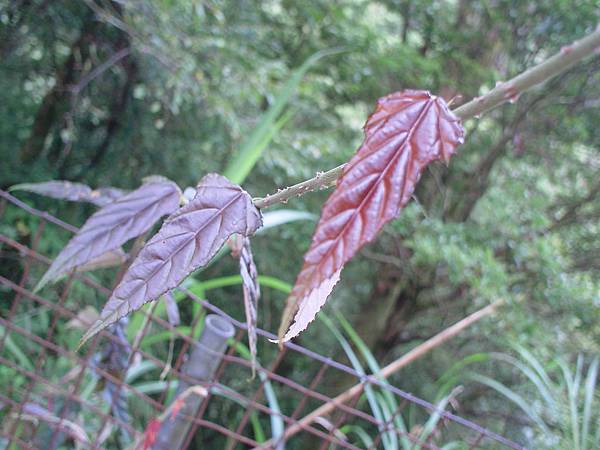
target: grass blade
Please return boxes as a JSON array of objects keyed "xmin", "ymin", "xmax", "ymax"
[
  {"xmin": 510, "ymin": 343, "xmax": 555, "ymax": 393},
  {"xmin": 335, "ymin": 311, "xmax": 411, "ymax": 449},
  {"xmin": 0, "ymin": 325, "xmax": 33, "ymax": 371},
  {"xmin": 436, "ymin": 353, "xmax": 490, "ymax": 399},
  {"xmin": 558, "ymin": 357, "xmax": 581, "ymax": 449},
  {"xmin": 232, "ymin": 341, "xmax": 284, "ymax": 449},
  {"xmin": 490, "ymin": 352, "xmax": 558, "ymax": 415},
  {"xmin": 466, "ymin": 372, "xmax": 550, "ymax": 434},
  {"xmin": 417, "ymin": 389, "xmax": 457, "ymax": 446},
  {"xmin": 338, "ymin": 424, "xmax": 375, "ymax": 448},
  {"xmin": 320, "ymin": 313, "xmax": 396, "ymax": 450},
  {"xmin": 187, "ymin": 275, "xmax": 292, "ymax": 296},
  {"xmin": 581, "ymin": 357, "xmax": 598, "ymax": 449},
  {"xmin": 223, "ymin": 49, "xmax": 342, "ymax": 184},
  {"xmin": 258, "ymin": 209, "xmax": 317, "ymax": 232}
]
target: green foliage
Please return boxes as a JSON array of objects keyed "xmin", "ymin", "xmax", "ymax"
[
  {"xmin": 323, "ymin": 310, "xmax": 464, "ymax": 449},
  {"xmin": 2, "ymin": 0, "xmax": 599, "ymax": 448},
  {"xmin": 468, "ymin": 346, "xmax": 599, "ymax": 449},
  {"xmin": 223, "ymin": 49, "xmax": 341, "ymax": 184}
]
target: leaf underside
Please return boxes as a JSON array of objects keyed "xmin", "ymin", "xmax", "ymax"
[
  {"xmin": 10, "ymin": 180, "xmax": 127, "ymax": 206},
  {"xmin": 35, "ymin": 180, "xmax": 181, "ymax": 292},
  {"xmin": 81, "ymin": 174, "xmax": 262, "ymax": 346},
  {"xmin": 279, "ymin": 90, "xmax": 465, "ymax": 342}
]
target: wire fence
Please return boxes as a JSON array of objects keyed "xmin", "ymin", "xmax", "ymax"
[{"xmin": 0, "ymin": 190, "xmax": 526, "ymax": 450}]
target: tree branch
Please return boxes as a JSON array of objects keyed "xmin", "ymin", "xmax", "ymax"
[{"xmin": 253, "ymin": 27, "xmax": 600, "ymax": 209}]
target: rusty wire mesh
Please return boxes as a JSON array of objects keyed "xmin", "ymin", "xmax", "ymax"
[{"xmin": 0, "ymin": 190, "xmax": 525, "ymax": 450}]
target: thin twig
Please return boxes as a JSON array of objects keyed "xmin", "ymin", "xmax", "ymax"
[
  {"xmin": 254, "ymin": 299, "xmax": 503, "ymax": 449},
  {"xmin": 71, "ymin": 47, "xmax": 131, "ymax": 96},
  {"xmin": 253, "ymin": 27, "xmax": 600, "ymax": 209}
]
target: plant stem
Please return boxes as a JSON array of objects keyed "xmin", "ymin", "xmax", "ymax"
[
  {"xmin": 253, "ymin": 166, "xmax": 343, "ymax": 209},
  {"xmin": 253, "ymin": 27, "xmax": 600, "ymax": 209}
]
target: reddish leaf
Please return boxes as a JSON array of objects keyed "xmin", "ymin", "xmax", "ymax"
[
  {"xmin": 80, "ymin": 174, "xmax": 262, "ymax": 346},
  {"xmin": 231, "ymin": 234, "xmax": 260, "ymax": 376},
  {"xmin": 10, "ymin": 180, "xmax": 127, "ymax": 206},
  {"xmin": 279, "ymin": 90, "xmax": 464, "ymax": 342},
  {"xmin": 35, "ymin": 180, "xmax": 181, "ymax": 291}
]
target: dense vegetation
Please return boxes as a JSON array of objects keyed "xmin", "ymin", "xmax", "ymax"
[{"xmin": 1, "ymin": 1, "xmax": 599, "ymax": 448}]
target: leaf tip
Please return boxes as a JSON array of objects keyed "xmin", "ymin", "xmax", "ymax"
[
  {"xmin": 33, "ymin": 275, "xmax": 49, "ymax": 294},
  {"xmin": 278, "ymin": 268, "xmax": 342, "ymax": 342},
  {"xmin": 77, "ymin": 319, "xmax": 107, "ymax": 350},
  {"xmin": 74, "ymin": 338, "xmax": 87, "ymax": 353}
]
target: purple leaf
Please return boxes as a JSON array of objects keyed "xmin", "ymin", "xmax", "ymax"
[
  {"xmin": 80, "ymin": 174, "xmax": 262, "ymax": 346},
  {"xmin": 35, "ymin": 180, "xmax": 181, "ymax": 292},
  {"xmin": 10, "ymin": 180, "xmax": 127, "ymax": 206}
]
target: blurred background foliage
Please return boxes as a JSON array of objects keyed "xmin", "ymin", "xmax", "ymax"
[{"xmin": 1, "ymin": 0, "xmax": 599, "ymax": 448}]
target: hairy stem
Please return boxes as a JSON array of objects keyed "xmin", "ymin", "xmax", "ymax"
[
  {"xmin": 253, "ymin": 166, "xmax": 342, "ymax": 208},
  {"xmin": 254, "ymin": 27, "xmax": 600, "ymax": 209}
]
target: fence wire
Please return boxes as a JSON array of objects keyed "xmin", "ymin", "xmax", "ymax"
[{"xmin": 0, "ymin": 190, "xmax": 526, "ymax": 450}]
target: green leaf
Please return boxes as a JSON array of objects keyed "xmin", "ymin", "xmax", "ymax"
[
  {"xmin": 188, "ymin": 275, "xmax": 292, "ymax": 295},
  {"xmin": 320, "ymin": 313, "xmax": 397, "ymax": 450},
  {"xmin": 436, "ymin": 353, "xmax": 490, "ymax": 399},
  {"xmin": 489, "ymin": 352, "xmax": 558, "ymax": 415},
  {"xmin": 0, "ymin": 325, "xmax": 33, "ymax": 371},
  {"xmin": 231, "ymin": 340, "xmax": 284, "ymax": 449},
  {"xmin": 125, "ymin": 360, "xmax": 160, "ymax": 383},
  {"xmin": 139, "ymin": 326, "xmax": 193, "ymax": 349},
  {"xmin": 338, "ymin": 424, "xmax": 374, "ymax": 448},
  {"xmin": 258, "ymin": 210, "xmax": 317, "ymax": 233},
  {"xmin": 130, "ymin": 380, "xmax": 177, "ymax": 396},
  {"xmin": 510, "ymin": 343, "xmax": 555, "ymax": 393},
  {"xmin": 417, "ymin": 390, "xmax": 455, "ymax": 446},
  {"xmin": 223, "ymin": 49, "xmax": 343, "ymax": 184},
  {"xmin": 466, "ymin": 372, "xmax": 550, "ymax": 434},
  {"xmin": 558, "ymin": 356, "xmax": 582, "ymax": 449},
  {"xmin": 335, "ymin": 311, "xmax": 411, "ymax": 449}
]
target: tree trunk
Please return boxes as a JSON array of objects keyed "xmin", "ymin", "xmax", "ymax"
[
  {"xmin": 86, "ymin": 55, "xmax": 136, "ymax": 172},
  {"xmin": 19, "ymin": 14, "xmax": 96, "ymax": 163}
]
